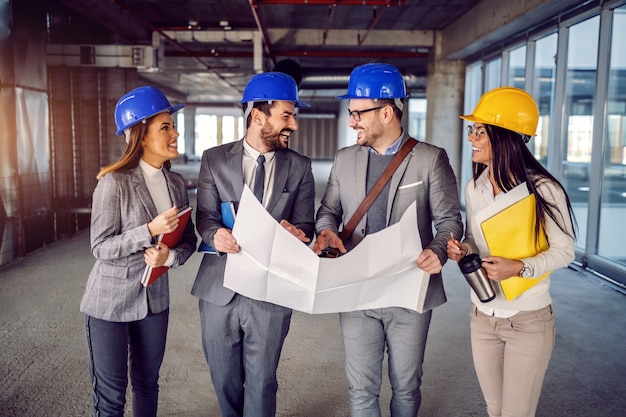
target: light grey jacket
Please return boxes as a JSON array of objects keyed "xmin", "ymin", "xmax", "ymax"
[
  {"xmin": 80, "ymin": 166, "xmax": 197, "ymax": 322},
  {"xmin": 316, "ymin": 135, "xmax": 463, "ymax": 312}
]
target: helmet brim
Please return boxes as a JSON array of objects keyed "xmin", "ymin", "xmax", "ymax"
[
  {"xmin": 459, "ymin": 114, "xmax": 477, "ymax": 123},
  {"xmin": 459, "ymin": 114, "xmax": 536, "ymax": 137},
  {"xmin": 239, "ymin": 99, "xmax": 310, "ymax": 108},
  {"xmin": 335, "ymin": 93, "xmax": 409, "ymax": 100}
]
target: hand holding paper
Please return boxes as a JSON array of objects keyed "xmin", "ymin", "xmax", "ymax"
[
  {"xmin": 416, "ymin": 248, "xmax": 443, "ymax": 275},
  {"xmin": 312, "ymin": 229, "xmax": 347, "ymax": 257},
  {"xmin": 224, "ymin": 187, "xmax": 430, "ymax": 314},
  {"xmin": 280, "ymin": 219, "xmax": 311, "ymax": 243}
]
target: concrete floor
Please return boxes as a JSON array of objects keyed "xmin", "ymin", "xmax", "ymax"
[{"xmin": 1, "ymin": 161, "xmax": 626, "ymax": 416}]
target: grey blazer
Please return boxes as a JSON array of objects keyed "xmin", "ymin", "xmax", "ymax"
[
  {"xmin": 80, "ymin": 166, "xmax": 197, "ymax": 322},
  {"xmin": 191, "ymin": 139, "xmax": 316, "ymax": 306},
  {"xmin": 316, "ymin": 135, "xmax": 463, "ymax": 312}
]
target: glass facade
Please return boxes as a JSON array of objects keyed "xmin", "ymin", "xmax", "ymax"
[
  {"xmin": 598, "ymin": 5, "xmax": 626, "ymax": 265},
  {"xmin": 193, "ymin": 114, "xmax": 244, "ymax": 156},
  {"xmin": 408, "ymin": 98, "xmax": 427, "ymax": 141},
  {"xmin": 562, "ymin": 16, "xmax": 600, "ymax": 250},
  {"xmin": 532, "ymin": 33, "xmax": 557, "ymax": 166},
  {"xmin": 507, "ymin": 45, "xmax": 526, "ymax": 89},
  {"xmin": 485, "ymin": 58, "xmax": 502, "ymax": 91}
]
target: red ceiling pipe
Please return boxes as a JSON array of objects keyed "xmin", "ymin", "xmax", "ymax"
[
  {"xmin": 255, "ymin": 0, "xmax": 405, "ymax": 5},
  {"xmin": 248, "ymin": 0, "xmax": 275, "ymax": 64}
]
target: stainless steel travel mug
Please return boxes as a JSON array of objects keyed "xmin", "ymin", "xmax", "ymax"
[{"xmin": 458, "ymin": 253, "xmax": 496, "ymax": 303}]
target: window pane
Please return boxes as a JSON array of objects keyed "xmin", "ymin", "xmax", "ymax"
[
  {"xmin": 408, "ymin": 98, "xmax": 426, "ymax": 140},
  {"xmin": 531, "ymin": 33, "xmax": 557, "ymax": 167},
  {"xmin": 561, "ymin": 16, "xmax": 600, "ymax": 250},
  {"xmin": 598, "ymin": 6, "xmax": 626, "ymax": 265},
  {"xmin": 460, "ymin": 63, "xmax": 484, "ymax": 205},
  {"xmin": 485, "ymin": 58, "xmax": 502, "ymax": 90},
  {"xmin": 222, "ymin": 116, "xmax": 237, "ymax": 144},
  {"xmin": 507, "ymin": 45, "xmax": 526, "ymax": 88},
  {"xmin": 196, "ymin": 114, "xmax": 218, "ymax": 154},
  {"xmin": 176, "ymin": 112, "xmax": 185, "ymax": 154}
]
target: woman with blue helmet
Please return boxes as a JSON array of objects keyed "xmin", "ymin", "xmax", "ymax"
[{"xmin": 80, "ymin": 86, "xmax": 197, "ymax": 417}]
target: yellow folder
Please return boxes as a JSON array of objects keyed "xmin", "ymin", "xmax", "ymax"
[{"xmin": 480, "ymin": 192, "xmax": 550, "ymax": 300}]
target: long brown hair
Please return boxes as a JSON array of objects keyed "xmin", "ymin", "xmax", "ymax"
[{"xmin": 97, "ymin": 114, "xmax": 171, "ymax": 179}]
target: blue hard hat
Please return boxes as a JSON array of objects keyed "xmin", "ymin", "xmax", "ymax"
[
  {"xmin": 337, "ymin": 63, "xmax": 408, "ymax": 100},
  {"xmin": 114, "ymin": 86, "xmax": 185, "ymax": 135},
  {"xmin": 240, "ymin": 72, "xmax": 310, "ymax": 107}
]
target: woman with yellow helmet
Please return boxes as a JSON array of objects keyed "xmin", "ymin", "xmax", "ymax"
[{"xmin": 447, "ymin": 86, "xmax": 577, "ymax": 417}]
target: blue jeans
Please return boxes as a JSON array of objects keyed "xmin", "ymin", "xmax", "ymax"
[
  {"xmin": 339, "ymin": 307, "xmax": 432, "ymax": 417},
  {"xmin": 84, "ymin": 309, "xmax": 169, "ymax": 417}
]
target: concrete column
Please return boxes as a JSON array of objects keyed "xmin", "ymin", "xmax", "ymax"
[
  {"xmin": 184, "ymin": 105, "xmax": 196, "ymax": 158},
  {"xmin": 426, "ymin": 31, "xmax": 466, "ymax": 188}
]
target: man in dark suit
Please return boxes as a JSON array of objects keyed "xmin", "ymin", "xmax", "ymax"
[
  {"xmin": 313, "ymin": 63, "xmax": 463, "ymax": 417},
  {"xmin": 191, "ymin": 72, "xmax": 315, "ymax": 417}
]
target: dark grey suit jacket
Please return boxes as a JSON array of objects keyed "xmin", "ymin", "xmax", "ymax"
[
  {"xmin": 316, "ymin": 135, "xmax": 463, "ymax": 312},
  {"xmin": 80, "ymin": 166, "xmax": 197, "ymax": 322},
  {"xmin": 191, "ymin": 139, "xmax": 316, "ymax": 306}
]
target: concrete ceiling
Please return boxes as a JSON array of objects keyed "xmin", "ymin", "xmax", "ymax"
[{"xmin": 45, "ymin": 0, "xmax": 591, "ymax": 112}]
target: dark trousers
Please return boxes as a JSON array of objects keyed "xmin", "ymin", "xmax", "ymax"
[{"xmin": 84, "ymin": 309, "xmax": 169, "ymax": 417}]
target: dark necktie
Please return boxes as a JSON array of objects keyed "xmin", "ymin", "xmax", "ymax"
[{"xmin": 253, "ymin": 154, "xmax": 265, "ymax": 203}]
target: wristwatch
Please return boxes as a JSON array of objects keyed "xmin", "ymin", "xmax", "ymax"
[{"xmin": 519, "ymin": 262, "xmax": 533, "ymax": 278}]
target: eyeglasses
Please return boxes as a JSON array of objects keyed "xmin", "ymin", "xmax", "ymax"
[
  {"xmin": 347, "ymin": 105, "xmax": 386, "ymax": 122},
  {"xmin": 466, "ymin": 125, "xmax": 488, "ymax": 137}
]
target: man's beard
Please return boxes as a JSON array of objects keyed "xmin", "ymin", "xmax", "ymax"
[{"xmin": 261, "ymin": 123, "xmax": 291, "ymax": 151}]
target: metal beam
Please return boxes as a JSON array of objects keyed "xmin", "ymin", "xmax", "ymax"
[
  {"xmin": 55, "ymin": 0, "xmax": 149, "ymax": 41},
  {"xmin": 255, "ymin": 0, "xmax": 405, "ymax": 5}
]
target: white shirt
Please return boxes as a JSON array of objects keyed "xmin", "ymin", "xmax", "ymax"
[
  {"xmin": 464, "ymin": 168, "xmax": 575, "ymax": 316},
  {"xmin": 140, "ymin": 159, "xmax": 175, "ymax": 267},
  {"xmin": 242, "ymin": 139, "xmax": 276, "ymax": 207}
]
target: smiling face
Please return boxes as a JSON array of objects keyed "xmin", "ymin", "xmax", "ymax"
[
  {"xmin": 257, "ymin": 100, "xmax": 298, "ymax": 152},
  {"xmin": 141, "ymin": 112, "xmax": 179, "ymax": 168},
  {"xmin": 347, "ymin": 99, "xmax": 387, "ymax": 150},
  {"xmin": 468, "ymin": 123, "xmax": 492, "ymax": 166}
]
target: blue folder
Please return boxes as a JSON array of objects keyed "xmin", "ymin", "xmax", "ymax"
[{"xmin": 197, "ymin": 201, "xmax": 236, "ymax": 254}]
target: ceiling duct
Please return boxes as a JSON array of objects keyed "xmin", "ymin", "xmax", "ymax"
[{"xmin": 47, "ymin": 44, "xmax": 158, "ymax": 71}]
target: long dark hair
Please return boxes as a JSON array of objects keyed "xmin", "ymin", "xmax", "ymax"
[
  {"xmin": 473, "ymin": 124, "xmax": 577, "ymax": 242},
  {"xmin": 97, "ymin": 114, "xmax": 171, "ymax": 179}
]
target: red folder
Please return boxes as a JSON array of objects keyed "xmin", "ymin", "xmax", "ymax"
[{"xmin": 141, "ymin": 206, "xmax": 193, "ymax": 287}]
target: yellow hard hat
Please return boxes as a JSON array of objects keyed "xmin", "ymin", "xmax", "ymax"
[{"xmin": 460, "ymin": 86, "xmax": 539, "ymax": 137}]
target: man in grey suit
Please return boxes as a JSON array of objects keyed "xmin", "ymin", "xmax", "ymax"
[
  {"xmin": 313, "ymin": 63, "xmax": 463, "ymax": 417},
  {"xmin": 191, "ymin": 72, "xmax": 315, "ymax": 417}
]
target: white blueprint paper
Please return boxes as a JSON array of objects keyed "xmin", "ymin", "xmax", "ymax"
[{"xmin": 224, "ymin": 186, "xmax": 429, "ymax": 314}]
